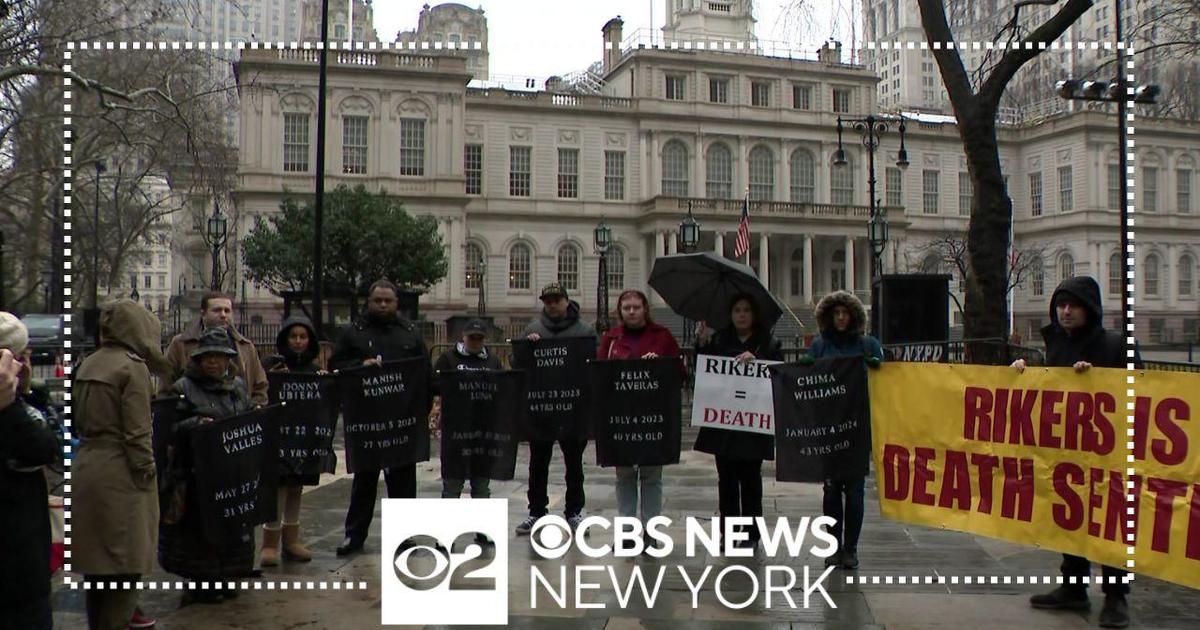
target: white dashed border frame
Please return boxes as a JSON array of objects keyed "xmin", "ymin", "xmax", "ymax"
[{"xmin": 59, "ymin": 36, "xmax": 1138, "ymax": 591}]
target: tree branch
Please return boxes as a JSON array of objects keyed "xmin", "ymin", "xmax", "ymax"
[{"xmin": 978, "ymin": 0, "xmax": 1095, "ymax": 106}]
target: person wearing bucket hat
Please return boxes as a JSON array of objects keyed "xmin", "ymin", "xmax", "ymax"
[
  {"xmin": 73, "ymin": 300, "xmax": 168, "ymax": 630},
  {"xmin": 158, "ymin": 325, "xmax": 256, "ymax": 606},
  {"xmin": 0, "ymin": 312, "xmax": 59, "ymax": 630}
]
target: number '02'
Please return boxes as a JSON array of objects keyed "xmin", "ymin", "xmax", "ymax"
[{"xmin": 392, "ymin": 533, "xmax": 496, "ymax": 591}]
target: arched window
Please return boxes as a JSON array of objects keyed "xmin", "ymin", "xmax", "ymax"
[
  {"xmin": 557, "ymin": 244, "xmax": 580, "ymax": 292},
  {"xmin": 705, "ymin": 144, "xmax": 733, "ymax": 199},
  {"xmin": 831, "ymin": 153, "xmax": 855, "ymax": 205},
  {"xmin": 1108, "ymin": 252, "xmax": 1121, "ymax": 297},
  {"xmin": 508, "ymin": 243, "xmax": 531, "ymax": 290},
  {"xmin": 606, "ymin": 247, "xmax": 626, "ymax": 290},
  {"xmin": 465, "ymin": 242, "xmax": 484, "ymax": 289},
  {"xmin": 1058, "ymin": 253, "xmax": 1074, "ymax": 283},
  {"xmin": 1179, "ymin": 254, "xmax": 1195, "ymax": 296},
  {"xmin": 748, "ymin": 146, "xmax": 774, "ymax": 201},
  {"xmin": 661, "ymin": 141, "xmax": 689, "ymax": 196},
  {"xmin": 1144, "ymin": 253, "xmax": 1160, "ymax": 296},
  {"xmin": 790, "ymin": 148, "xmax": 815, "ymax": 203},
  {"xmin": 920, "ymin": 253, "xmax": 942, "ymax": 274}
]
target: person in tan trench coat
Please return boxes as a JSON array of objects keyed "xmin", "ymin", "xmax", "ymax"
[{"xmin": 73, "ymin": 300, "xmax": 170, "ymax": 630}]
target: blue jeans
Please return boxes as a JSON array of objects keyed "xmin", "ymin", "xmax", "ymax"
[{"xmin": 615, "ymin": 466, "xmax": 663, "ymax": 522}]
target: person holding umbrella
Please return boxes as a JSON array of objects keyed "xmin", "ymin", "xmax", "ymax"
[
  {"xmin": 693, "ymin": 293, "xmax": 783, "ymax": 550},
  {"xmin": 801, "ymin": 290, "xmax": 882, "ymax": 570},
  {"xmin": 598, "ymin": 289, "xmax": 682, "ymax": 550}
]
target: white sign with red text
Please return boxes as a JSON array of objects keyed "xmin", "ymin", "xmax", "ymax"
[{"xmin": 690, "ymin": 354, "xmax": 781, "ymax": 436}]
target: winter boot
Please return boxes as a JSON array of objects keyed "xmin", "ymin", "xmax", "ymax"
[
  {"xmin": 282, "ymin": 523, "xmax": 313, "ymax": 562},
  {"xmin": 260, "ymin": 526, "xmax": 281, "ymax": 567}
]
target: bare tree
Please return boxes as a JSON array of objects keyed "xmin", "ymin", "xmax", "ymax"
[{"xmin": 906, "ymin": 233, "xmax": 1048, "ymax": 321}]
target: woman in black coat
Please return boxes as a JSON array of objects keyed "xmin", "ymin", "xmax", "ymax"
[
  {"xmin": 693, "ymin": 294, "xmax": 783, "ymax": 548},
  {"xmin": 159, "ymin": 327, "xmax": 256, "ymax": 606}
]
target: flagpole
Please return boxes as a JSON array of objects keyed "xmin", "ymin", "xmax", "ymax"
[{"xmin": 744, "ymin": 188, "xmax": 751, "ymax": 267}]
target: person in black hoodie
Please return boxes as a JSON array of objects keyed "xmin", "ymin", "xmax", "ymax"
[
  {"xmin": 330, "ymin": 279, "xmax": 431, "ymax": 556},
  {"xmin": 431, "ymin": 318, "xmax": 502, "ymax": 504},
  {"xmin": 693, "ymin": 294, "xmax": 783, "ymax": 550},
  {"xmin": 1014, "ymin": 275, "xmax": 1141, "ymax": 629},
  {"xmin": 261, "ymin": 316, "xmax": 328, "ymax": 567}
]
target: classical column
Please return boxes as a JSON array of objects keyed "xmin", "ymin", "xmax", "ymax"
[
  {"xmin": 649, "ymin": 131, "xmax": 660, "ymax": 198},
  {"xmin": 654, "ymin": 230, "xmax": 665, "ymax": 259},
  {"xmin": 447, "ymin": 217, "xmax": 461, "ymax": 301},
  {"xmin": 668, "ymin": 230, "xmax": 678, "ymax": 255},
  {"xmin": 845, "ymin": 236, "xmax": 856, "ymax": 293},
  {"xmin": 715, "ymin": 231, "xmax": 725, "ymax": 257},
  {"xmin": 1165, "ymin": 243, "xmax": 1176, "ymax": 308},
  {"xmin": 803, "ymin": 234, "xmax": 813, "ymax": 304},
  {"xmin": 758, "ymin": 233, "xmax": 770, "ymax": 285}
]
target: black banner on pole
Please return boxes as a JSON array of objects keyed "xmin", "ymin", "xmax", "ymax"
[
  {"xmin": 438, "ymin": 369, "xmax": 525, "ymax": 481},
  {"xmin": 510, "ymin": 337, "xmax": 596, "ymax": 441},
  {"xmin": 267, "ymin": 372, "xmax": 339, "ymax": 478},
  {"xmin": 769, "ymin": 356, "xmax": 871, "ymax": 482},
  {"xmin": 589, "ymin": 358, "xmax": 682, "ymax": 467},
  {"xmin": 189, "ymin": 405, "xmax": 280, "ymax": 544},
  {"xmin": 336, "ymin": 358, "xmax": 431, "ymax": 473}
]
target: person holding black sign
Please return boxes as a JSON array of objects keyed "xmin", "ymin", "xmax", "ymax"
[
  {"xmin": 802, "ymin": 291, "xmax": 882, "ymax": 570},
  {"xmin": 515, "ymin": 282, "xmax": 597, "ymax": 536},
  {"xmin": 1, "ymin": 317, "xmax": 63, "ymax": 630},
  {"xmin": 693, "ymin": 294, "xmax": 783, "ymax": 550},
  {"xmin": 159, "ymin": 327, "xmax": 257, "ymax": 605},
  {"xmin": 1015, "ymin": 276, "xmax": 1141, "ymax": 629},
  {"xmin": 260, "ymin": 316, "xmax": 328, "ymax": 567},
  {"xmin": 598, "ymin": 290, "xmax": 682, "ymax": 550},
  {"xmin": 431, "ymin": 318, "xmax": 502, "ymax": 506},
  {"xmin": 330, "ymin": 279, "xmax": 431, "ymax": 556}
]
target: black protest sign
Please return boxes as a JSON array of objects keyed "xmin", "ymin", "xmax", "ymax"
[
  {"xmin": 150, "ymin": 395, "xmax": 183, "ymax": 481},
  {"xmin": 510, "ymin": 337, "xmax": 596, "ymax": 441},
  {"xmin": 189, "ymin": 405, "xmax": 280, "ymax": 544},
  {"xmin": 438, "ymin": 369, "xmax": 525, "ymax": 481},
  {"xmin": 336, "ymin": 358, "xmax": 431, "ymax": 473},
  {"xmin": 589, "ymin": 358, "xmax": 682, "ymax": 467},
  {"xmin": 268, "ymin": 372, "xmax": 339, "ymax": 477},
  {"xmin": 770, "ymin": 356, "xmax": 871, "ymax": 482}
]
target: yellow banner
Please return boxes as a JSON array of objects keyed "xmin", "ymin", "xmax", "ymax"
[{"xmin": 869, "ymin": 363, "xmax": 1200, "ymax": 590}]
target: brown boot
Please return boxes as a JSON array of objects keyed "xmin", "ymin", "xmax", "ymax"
[
  {"xmin": 282, "ymin": 523, "xmax": 313, "ymax": 562},
  {"xmin": 261, "ymin": 526, "xmax": 281, "ymax": 567}
]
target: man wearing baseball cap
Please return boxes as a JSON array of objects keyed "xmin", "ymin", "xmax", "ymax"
[{"xmin": 514, "ymin": 282, "xmax": 596, "ymax": 536}]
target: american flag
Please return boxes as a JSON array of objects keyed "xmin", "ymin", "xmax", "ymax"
[{"xmin": 733, "ymin": 193, "xmax": 751, "ymax": 260}]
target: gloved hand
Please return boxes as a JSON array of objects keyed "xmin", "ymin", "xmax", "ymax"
[
  {"xmin": 864, "ymin": 354, "xmax": 882, "ymax": 369},
  {"xmin": 797, "ymin": 354, "xmax": 815, "ymax": 366}
]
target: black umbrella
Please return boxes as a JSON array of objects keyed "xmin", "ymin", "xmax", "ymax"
[{"xmin": 648, "ymin": 252, "xmax": 787, "ymax": 331}]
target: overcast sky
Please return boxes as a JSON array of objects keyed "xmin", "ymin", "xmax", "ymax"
[{"xmin": 368, "ymin": 1, "xmax": 853, "ymax": 80}]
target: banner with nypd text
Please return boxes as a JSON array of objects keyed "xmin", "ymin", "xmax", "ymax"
[
  {"xmin": 510, "ymin": 337, "xmax": 596, "ymax": 441},
  {"xmin": 769, "ymin": 356, "xmax": 871, "ymax": 482},
  {"xmin": 589, "ymin": 357, "xmax": 682, "ymax": 467},
  {"xmin": 336, "ymin": 358, "xmax": 431, "ymax": 473}
]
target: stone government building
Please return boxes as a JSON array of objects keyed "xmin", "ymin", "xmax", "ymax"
[{"xmin": 230, "ymin": 2, "xmax": 1200, "ymax": 345}]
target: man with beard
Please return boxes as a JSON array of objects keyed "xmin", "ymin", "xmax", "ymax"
[{"xmin": 330, "ymin": 280, "xmax": 430, "ymax": 556}]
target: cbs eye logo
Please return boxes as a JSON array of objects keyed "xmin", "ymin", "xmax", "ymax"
[
  {"xmin": 529, "ymin": 515, "xmax": 575, "ymax": 559},
  {"xmin": 392, "ymin": 532, "xmax": 497, "ymax": 591}
]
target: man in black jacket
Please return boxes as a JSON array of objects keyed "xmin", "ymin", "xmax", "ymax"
[
  {"xmin": 1013, "ymin": 276, "xmax": 1141, "ymax": 629},
  {"xmin": 330, "ymin": 280, "xmax": 430, "ymax": 556}
]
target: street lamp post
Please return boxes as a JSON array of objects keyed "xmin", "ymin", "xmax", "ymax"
[
  {"xmin": 476, "ymin": 258, "xmax": 488, "ymax": 316},
  {"xmin": 130, "ymin": 272, "xmax": 140, "ymax": 303},
  {"xmin": 594, "ymin": 218, "xmax": 613, "ymax": 334},
  {"xmin": 204, "ymin": 201, "xmax": 228, "ymax": 292},
  {"xmin": 834, "ymin": 115, "xmax": 908, "ymax": 337},
  {"xmin": 92, "ymin": 161, "xmax": 105, "ymax": 308},
  {"xmin": 679, "ymin": 203, "xmax": 701, "ymax": 345}
]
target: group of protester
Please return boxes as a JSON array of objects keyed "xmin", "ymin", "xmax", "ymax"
[{"xmin": 0, "ymin": 273, "xmax": 1134, "ymax": 629}]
